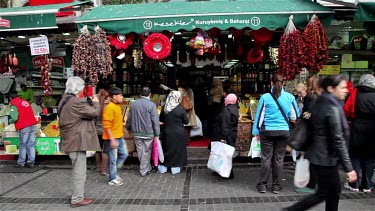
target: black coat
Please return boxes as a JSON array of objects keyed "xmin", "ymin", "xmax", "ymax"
[
  {"xmin": 350, "ymin": 85, "xmax": 375, "ymax": 155},
  {"xmin": 213, "ymin": 104, "xmax": 239, "ymax": 147},
  {"xmin": 159, "ymin": 104, "xmax": 189, "ymax": 167},
  {"xmin": 306, "ymin": 93, "xmax": 353, "ymax": 173}
]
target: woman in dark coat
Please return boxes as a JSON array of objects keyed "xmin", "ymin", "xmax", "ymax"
[
  {"xmin": 215, "ymin": 93, "xmax": 239, "ymax": 179},
  {"xmin": 344, "ymin": 74, "xmax": 375, "ymax": 193},
  {"xmin": 158, "ymin": 91, "xmax": 189, "ymax": 174}
]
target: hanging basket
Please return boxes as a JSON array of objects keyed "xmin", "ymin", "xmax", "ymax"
[
  {"xmin": 246, "ymin": 47, "xmax": 264, "ymax": 64},
  {"xmin": 143, "ymin": 33, "xmax": 172, "ymax": 60}
]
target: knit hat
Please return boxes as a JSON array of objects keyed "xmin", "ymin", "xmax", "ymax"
[{"xmin": 109, "ymin": 87, "xmax": 123, "ymax": 96}]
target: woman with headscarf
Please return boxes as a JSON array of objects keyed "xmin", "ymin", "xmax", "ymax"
[
  {"xmin": 213, "ymin": 93, "xmax": 239, "ymax": 179},
  {"xmin": 344, "ymin": 74, "xmax": 375, "ymax": 193},
  {"xmin": 158, "ymin": 91, "xmax": 189, "ymax": 174}
]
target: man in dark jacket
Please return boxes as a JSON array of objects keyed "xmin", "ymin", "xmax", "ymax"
[
  {"xmin": 9, "ymin": 92, "xmax": 37, "ymax": 168},
  {"xmin": 344, "ymin": 74, "xmax": 375, "ymax": 193},
  {"xmin": 58, "ymin": 76, "xmax": 101, "ymax": 208},
  {"xmin": 126, "ymin": 87, "xmax": 160, "ymax": 177}
]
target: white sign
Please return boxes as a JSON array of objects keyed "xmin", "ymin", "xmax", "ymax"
[
  {"xmin": 29, "ymin": 36, "xmax": 50, "ymax": 56},
  {"xmin": 63, "ymin": 67, "xmax": 73, "ymax": 79}
]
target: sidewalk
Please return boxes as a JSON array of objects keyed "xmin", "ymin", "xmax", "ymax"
[{"xmin": 0, "ymin": 162, "xmax": 374, "ymax": 211}]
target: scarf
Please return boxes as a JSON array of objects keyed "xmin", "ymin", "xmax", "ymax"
[
  {"xmin": 224, "ymin": 94, "xmax": 237, "ymax": 106},
  {"xmin": 164, "ymin": 91, "xmax": 181, "ymax": 114}
]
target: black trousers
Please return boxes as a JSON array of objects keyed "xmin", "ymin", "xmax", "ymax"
[
  {"xmin": 258, "ymin": 132, "xmax": 289, "ymax": 186},
  {"xmin": 287, "ymin": 164, "xmax": 341, "ymax": 211}
]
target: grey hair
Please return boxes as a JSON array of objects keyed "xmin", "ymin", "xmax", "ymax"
[
  {"xmin": 64, "ymin": 76, "xmax": 85, "ymax": 95},
  {"xmin": 359, "ymin": 74, "xmax": 375, "ymax": 88}
]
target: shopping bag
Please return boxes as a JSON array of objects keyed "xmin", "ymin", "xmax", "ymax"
[
  {"xmin": 207, "ymin": 141, "xmax": 235, "ymax": 178},
  {"xmin": 294, "ymin": 155, "xmax": 310, "ymax": 188},
  {"xmin": 248, "ymin": 137, "xmax": 261, "ymax": 158},
  {"xmin": 156, "ymin": 138, "xmax": 164, "ymax": 163},
  {"xmin": 152, "ymin": 138, "xmax": 159, "ymax": 166}
]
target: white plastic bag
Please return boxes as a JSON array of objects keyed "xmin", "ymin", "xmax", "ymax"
[
  {"xmin": 191, "ymin": 115, "xmax": 203, "ymax": 137},
  {"xmin": 86, "ymin": 151, "xmax": 96, "ymax": 158},
  {"xmin": 156, "ymin": 138, "xmax": 164, "ymax": 163},
  {"xmin": 294, "ymin": 155, "xmax": 310, "ymax": 188},
  {"xmin": 207, "ymin": 142, "xmax": 235, "ymax": 178},
  {"xmin": 248, "ymin": 137, "xmax": 261, "ymax": 158}
]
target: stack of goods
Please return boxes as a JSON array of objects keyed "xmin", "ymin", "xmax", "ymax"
[
  {"xmin": 72, "ymin": 25, "xmax": 112, "ymax": 86},
  {"xmin": 302, "ymin": 15, "xmax": 329, "ymax": 73},
  {"xmin": 278, "ymin": 16, "xmax": 305, "ymax": 80}
]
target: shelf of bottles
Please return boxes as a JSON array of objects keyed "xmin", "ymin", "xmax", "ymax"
[
  {"xmin": 100, "ymin": 61, "xmax": 167, "ymax": 95},
  {"xmin": 240, "ymin": 62, "xmax": 278, "ymax": 95}
]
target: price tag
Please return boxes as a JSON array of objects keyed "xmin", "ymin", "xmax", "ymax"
[{"xmin": 29, "ymin": 36, "xmax": 50, "ymax": 56}]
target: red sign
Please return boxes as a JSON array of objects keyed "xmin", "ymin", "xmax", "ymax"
[
  {"xmin": 0, "ymin": 18, "xmax": 10, "ymax": 28},
  {"xmin": 32, "ymin": 56, "xmax": 65, "ymax": 68}
]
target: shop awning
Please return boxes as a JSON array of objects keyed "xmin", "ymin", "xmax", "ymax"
[
  {"xmin": 76, "ymin": 0, "xmax": 334, "ymax": 34},
  {"xmin": 354, "ymin": 0, "xmax": 375, "ymax": 21},
  {"xmin": 0, "ymin": 1, "xmax": 89, "ymax": 32}
]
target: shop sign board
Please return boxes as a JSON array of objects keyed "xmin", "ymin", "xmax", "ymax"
[
  {"xmin": 4, "ymin": 137, "xmax": 65, "ymax": 155},
  {"xmin": 0, "ymin": 18, "xmax": 10, "ymax": 28},
  {"xmin": 32, "ymin": 56, "xmax": 65, "ymax": 68},
  {"xmin": 29, "ymin": 36, "xmax": 50, "ymax": 56},
  {"xmin": 320, "ymin": 65, "xmax": 340, "ymax": 75},
  {"xmin": 0, "ymin": 72, "xmax": 15, "ymax": 78}
]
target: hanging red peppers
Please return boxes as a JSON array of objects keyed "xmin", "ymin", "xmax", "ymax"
[
  {"xmin": 278, "ymin": 16, "xmax": 305, "ymax": 81},
  {"xmin": 302, "ymin": 15, "xmax": 329, "ymax": 73}
]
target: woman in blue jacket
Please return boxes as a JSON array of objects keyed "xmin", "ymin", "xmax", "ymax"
[{"xmin": 252, "ymin": 73, "xmax": 299, "ymax": 194}]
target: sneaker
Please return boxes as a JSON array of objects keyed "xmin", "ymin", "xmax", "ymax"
[
  {"xmin": 108, "ymin": 178, "xmax": 123, "ymax": 186},
  {"xmin": 256, "ymin": 184, "xmax": 267, "ymax": 193},
  {"xmin": 295, "ymin": 187, "xmax": 315, "ymax": 194},
  {"xmin": 363, "ymin": 188, "xmax": 372, "ymax": 193},
  {"xmin": 116, "ymin": 175, "xmax": 123, "ymax": 182},
  {"xmin": 344, "ymin": 182, "xmax": 359, "ymax": 192},
  {"xmin": 272, "ymin": 184, "xmax": 282, "ymax": 194}
]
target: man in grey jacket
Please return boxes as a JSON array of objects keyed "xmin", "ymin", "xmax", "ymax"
[{"xmin": 126, "ymin": 87, "xmax": 160, "ymax": 177}]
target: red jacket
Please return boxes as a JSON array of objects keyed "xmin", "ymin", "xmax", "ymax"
[
  {"xmin": 10, "ymin": 97, "xmax": 37, "ymax": 130},
  {"xmin": 344, "ymin": 88, "xmax": 357, "ymax": 119}
]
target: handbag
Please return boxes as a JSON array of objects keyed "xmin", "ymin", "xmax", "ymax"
[
  {"xmin": 181, "ymin": 95, "xmax": 193, "ymax": 111},
  {"xmin": 270, "ymin": 93, "xmax": 309, "ymax": 151}
]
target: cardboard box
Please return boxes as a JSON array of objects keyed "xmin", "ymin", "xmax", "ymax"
[
  {"xmin": 341, "ymin": 61, "xmax": 355, "ymax": 69},
  {"xmin": 354, "ymin": 61, "xmax": 368, "ymax": 69},
  {"xmin": 341, "ymin": 54, "xmax": 352, "ymax": 62}
]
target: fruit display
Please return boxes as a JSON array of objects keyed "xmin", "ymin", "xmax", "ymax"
[
  {"xmin": 40, "ymin": 120, "xmax": 59, "ymax": 137},
  {"xmin": 302, "ymin": 15, "xmax": 329, "ymax": 73}
]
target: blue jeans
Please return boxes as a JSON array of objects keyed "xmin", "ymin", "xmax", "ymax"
[
  {"xmin": 104, "ymin": 138, "xmax": 128, "ymax": 181},
  {"xmin": 18, "ymin": 125, "xmax": 37, "ymax": 166},
  {"xmin": 349, "ymin": 152, "xmax": 374, "ymax": 190}
]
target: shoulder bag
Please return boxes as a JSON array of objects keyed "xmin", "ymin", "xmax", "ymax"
[
  {"xmin": 270, "ymin": 93, "xmax": 309, "ymax": 151},
  {"xmin": 181, "ymin": 95, "xmax": 193, "ymax": 111}
]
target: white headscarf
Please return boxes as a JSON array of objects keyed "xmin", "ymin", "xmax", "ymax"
[{"xmin": 164, "ymin": 91, "xmax": 181, "ymax": 114}]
